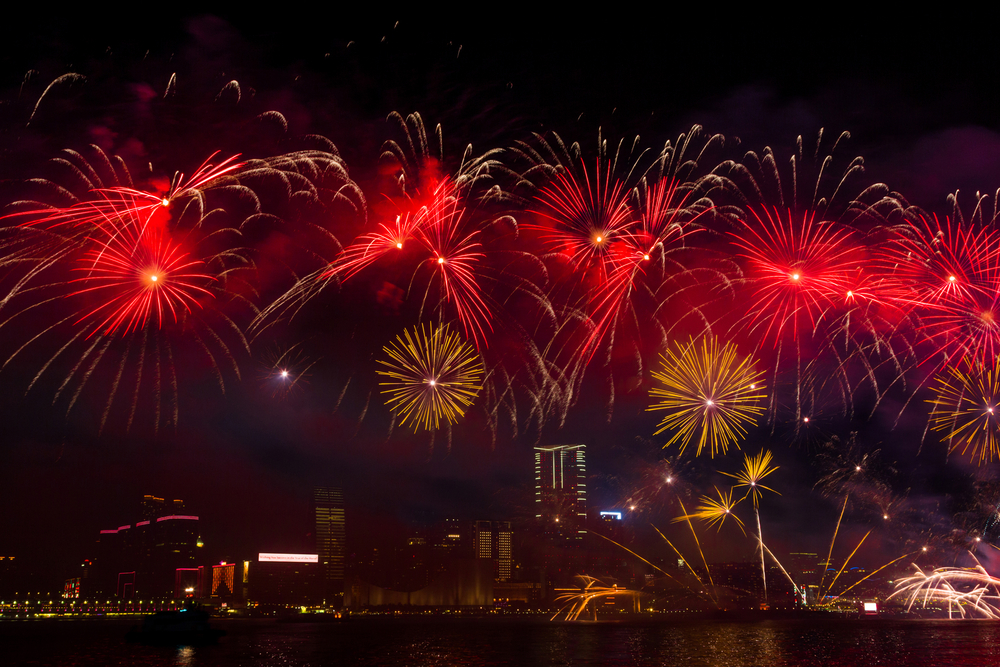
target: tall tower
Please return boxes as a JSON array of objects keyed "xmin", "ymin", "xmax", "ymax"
[
  {"xmin": 472, "ymin": 520, "xmax": 514, "ymax": 582},
  {"xmin": 313, "ymin": 487, "xmax": 346, "ymax": 606},
  {"xmin": 534, "ymin": 444, "xmax": 587, "ymax": 544}
]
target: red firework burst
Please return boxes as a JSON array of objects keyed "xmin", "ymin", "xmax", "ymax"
[
  {"xmin": 531, "ymin": 157, "xmax": 634, "ymax": 279},
  {"xmin": 322, "ymin": 210, "xmax": 421, "ymax": 281},
  {"xmin": 881, "ymin": 213, "xmax": 1000, "ymax": 307},
  {"xmin": 71, "ymin": 213, "xmax": 214, "ymax": 337},
  {"xmin": 732, "ymin": 206, "xmax": 862, "ymax": 344},
  {"xmin": 324, "ymin": 177, "xmax": 493, "ymax": 348},
  {"xmin": 881, "ymin": 214, "xmax": 1000, "ymax": 367},
  {"xmin": 583, "ymin": 177, "xmax": 707, "ymax": 352},
  {"xmin": 414, "ymin": 182, "xmax": 491, "ymax": 347}
]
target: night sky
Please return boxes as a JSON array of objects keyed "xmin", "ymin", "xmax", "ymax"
[{"xmin": 2, "ymin": 9, "xmax": 1000, "ymax": 583}]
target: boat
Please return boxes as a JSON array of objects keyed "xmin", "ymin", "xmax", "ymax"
[{"xmin": 125, "ymin": 604, "xmax": 225, "ymax": 646}]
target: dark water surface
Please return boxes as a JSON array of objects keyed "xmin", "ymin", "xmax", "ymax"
[{"xmin": 2, "ymin": 616, "xmax": 999, "ymax": 666}]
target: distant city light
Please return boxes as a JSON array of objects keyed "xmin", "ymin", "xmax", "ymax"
[{"xmin": 257, "ymin": 553, "xmax": 319, "ymax": 563}]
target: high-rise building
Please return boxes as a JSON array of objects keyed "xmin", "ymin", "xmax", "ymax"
[
  {"xmin": 472, "ymin": 520, "xmax": 513, "ymax": 582},
  {"xmin": 93, "ymin": 496, "xmax": 200, "ymax": 598},
  {"xmin": 313, "ymin": 487, "xmax": 346, "ymax": 605},
  {"xmin": 534, "ymin": 444, "xmax": 587, "ymax": 544}
]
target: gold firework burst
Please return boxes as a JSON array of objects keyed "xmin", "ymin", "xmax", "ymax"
[
  {"xmin": 674, "ymin": 487, "xmax": 746, "ymax": 532},
  {"xmin": 723, "ymin": 449, "xmax": 780, "ymax": 508},
  {"xmin": 377, "ymin": 323, "xmax": 484, "ymax": 431},
  {"xmin": 928, "ymin": 359, "xmax": 1000, "ymax": 464},
  {"xmin": 648, "ymin": 336, "xmax": 766, "ymax": 457}
]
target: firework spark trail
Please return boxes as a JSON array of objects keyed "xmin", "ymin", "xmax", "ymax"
[
  {"xmin": 822, "ymin": 550, "xmax": 915, "ymax": 604},
  {"xmin": 818, "ymin": 494, "xmax": 850, "ymax": 596},
  {"xmin": 674, "ymin": 498, "xmax": 716, "ymax": 591},
  {"xmin": 551, "ymin": 576, "xmax": 642, "ymax": 621},
  {"xmin": 820, "ymin": 529, "xmax": 871, "ymax": 600},
  {"xmin": 588, "ymin": 530, "xmax": 689, "ymax": 590},
  {"xmin": 890, "ymin": 557, "xmax": 1000, "ymax": 619},
  {"xmin": 650, "ymin": 524, "xmax": 718, "ymax": 607},
  {"xmin": 757, "ymin": 540, "xmax": 802, "ymax": 600}
]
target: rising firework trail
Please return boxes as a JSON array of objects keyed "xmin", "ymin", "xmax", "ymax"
[{"xmin": 723, "ymin": 449, "xmax": 780, "ymax": 604}]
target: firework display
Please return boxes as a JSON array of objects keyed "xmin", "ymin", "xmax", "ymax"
[
  {"xmin": 3, "ymin": 97, "xmax": 1000, "ymax": 466},
  {"xmin": 5, "ymin": 71, "xmax": 1000, "ymax": 473}
]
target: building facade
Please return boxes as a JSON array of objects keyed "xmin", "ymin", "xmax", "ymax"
[
  {"xmin": 313, "ymin": 487, "xmax": 346, "ymax": 605},
  {"xmin": 534, "ymin": 445, "xmax": 587, "ymax": 545}
]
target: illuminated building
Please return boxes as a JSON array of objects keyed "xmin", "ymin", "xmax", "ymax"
[
  {"xmin": 534, "ymin": 444, "xmax": 587, "ymax": 544},
  {"xmin": 313, "ymin": 487, "xmax": 346, "ymax": 605},
  {"xmin": 473, "ymin": 521, "xmax": 514, "ymax": 582},
  {"xmin": 345, "ymin": 559, "xmax": 493, "ymax": 608},
  {"xmin": 211, "ymin": 562, "xmax": 237, "ymax": 598},
  {"xmin": 788, "ymin": 552, "xmax": 822, "ymax": 586},
  {"xmin": 93, "ymin": 495, "xmax": 201, "ymax": 598},
  {"xmin": 174, "ymin": 568, "xmax": 201, "ymax": 599},
  {"xmin": 140, "ymin": 495, "xmax": 186, "ymax": 521},
  {"xmin": 249, "ymin": 553, "xmax": 321, "ymax": 605}
]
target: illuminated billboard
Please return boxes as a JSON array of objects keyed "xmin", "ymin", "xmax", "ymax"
[{"xmin": 257, "ymin": 553, "xmax": 319, "ymax": 563}]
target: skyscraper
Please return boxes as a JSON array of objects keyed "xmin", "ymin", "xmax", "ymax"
[
  {"xmin": 472, "ymin": 520, "xmax": 513, "ymax": 581},
  {"xmin": 534, "ymin": 444, "xmax": 587, "ymax": 544},
  {"xmin": 313, "ymin": 487, "xmax": 346, "ymax": 605}
]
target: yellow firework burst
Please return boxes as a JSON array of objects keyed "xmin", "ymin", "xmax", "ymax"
[
  {"xmin": 928, "ymin": 359, "xmax": 1000, "ymax": 464},
  {"xmin": 723, "ymin": 449, "xmax": 780, "ymax": 508},
  {"xmin": 377, "ymin": 323, "xmax": 484, "ymax": 431},
  {"xmin": 648, "ymin": 336, "xmax": 766, "ymax": 457}
]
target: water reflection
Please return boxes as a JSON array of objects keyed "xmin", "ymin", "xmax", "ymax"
[
  {"xmin": 175, "ymin": 645, "xmax": 194, "ymax": 667},
  {"xmin": 2, "ymin": 618, "xmax": 1000, "ymax": 666}
]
